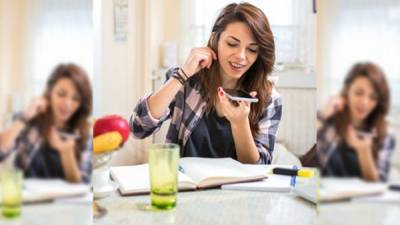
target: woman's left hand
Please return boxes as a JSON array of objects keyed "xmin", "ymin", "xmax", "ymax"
[
  {"xmin": 346, "ymin": 125, "xmax": 373, "ymax": 153},
  {"xmin": 48, "ymin": 127, "xmax": 76, "ymax": 154},
  {"xmin": 217, "ymin": 87, "xmax": 256, "ymax": 125}
]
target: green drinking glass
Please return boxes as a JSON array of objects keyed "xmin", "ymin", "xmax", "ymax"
[{"xmin": 148, "ymin": 143, "xmax": 179, "ymax": 210}]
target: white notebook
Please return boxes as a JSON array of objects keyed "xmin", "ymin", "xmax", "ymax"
[
  {"xmin": 319, "ymin": 178, "xmax": 387, "ymax": 203},
  {"xmin": 221, "ymin": 164, "xmax": 298, "ymax": 192},
  {"xmin": 221, "ymin": 174, "xmax": 293, "ymax": 192},
  {"xmin": 351, "ymin": 190, "xmax": 400, "ymax": 203},
  {"xmin": 110, "ymin": 157, "xmax": 266, "ymax": 195},
  {"xmin": 0, "ymin": 179, "xmax": 90, "ymax": 204}
]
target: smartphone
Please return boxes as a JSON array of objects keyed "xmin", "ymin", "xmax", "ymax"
[
  {"xmin": 355, "ymin": 130, "xmax": 376, "ymax": 139},
  {"xmin": 58, "ymin": 131, "xmax": 81, "ymax": 140},
  {"xmin": 223, "ymin": 89, "xmax": 258, "ymax": 103}
]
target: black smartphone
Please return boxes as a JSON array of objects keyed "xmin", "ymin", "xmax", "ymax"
[{"xmin": 223, "ymin": 89, "xmax": 258, "ymax": 103}]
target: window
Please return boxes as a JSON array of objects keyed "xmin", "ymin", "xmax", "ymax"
[{"xmin": 28, "ymin": 0, "xmax": 93, "ymax": 95}]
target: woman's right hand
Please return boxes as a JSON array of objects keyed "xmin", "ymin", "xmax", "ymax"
[
  {"xmin": 320, "ymin": 95, "xmax": 346, "ymax": 120},
  {"xmin": 23, "ymin": 97, "xmax": 48, "ymax": 121},
  {"xmin": 181, "ymin": 47, "xmax": 217, "ymax": 77}
]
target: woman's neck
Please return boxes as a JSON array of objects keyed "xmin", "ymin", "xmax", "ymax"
[
  {"xmin": 351, "ymin": 118, "xmax": 363, "ymax": 129},
  {"xmin": 219, "ymin": 70, "xmax": 238, "ymax": 89},
  {"xmin": 54, "ymin": 118, "xmax": 67, "ymax": 129}
]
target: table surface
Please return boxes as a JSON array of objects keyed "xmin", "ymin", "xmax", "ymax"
[
  {"xmin": 1, "ymin": 190, "xmax": 399, "ymax": 225},
  {"xmin": 0, "ymin": 202, "xmax": 92, "ymax": 225},
  {"xmin": 318, "ymin": 201, "xmax": 400, "ymax": 225},
  {"xmin": 94, "ymin": 189, "xmax": 317, "ymax": 225}
]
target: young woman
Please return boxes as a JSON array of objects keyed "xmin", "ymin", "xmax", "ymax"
[
  {"xmin": 0, "ymin": 64, "xmax": 92, "ymax": 183},
  {"xmin": 317, "ymin": 62, "xmax": 396, "ymax": 181},
  {"xmin": 131, "ymin": 3, "xmax": 282, "ymax": 164}
]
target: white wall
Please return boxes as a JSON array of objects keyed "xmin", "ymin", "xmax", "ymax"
[
  {"xmin": 0, "ymin": 0, "xmax": 29, "ymax": 130},
  {"xmin": 93, "ymin": 0, "xmax": 144, "ymax": 118},
  {"xmin": 98, "ymin": 0, "xmax": 188, "ymax": 165},
  {"xmin": 94, "ymin": 0, "xmax": 160, "ymax": 165}
]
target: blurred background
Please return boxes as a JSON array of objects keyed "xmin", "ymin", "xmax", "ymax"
[
  {"xmin": 0, "ymin": 0, "xmax": 93, "ymax": 169},
  {"xmin": 90, "ymin": 0, "xmax": 317, "ymax": 165},
  {"xmin": 0, "ymin": 0, "xmax": 93, "ymax": 128},
  {"xmin": 317, "ymin": 0, "xmax": 400, "ymax": 180}
]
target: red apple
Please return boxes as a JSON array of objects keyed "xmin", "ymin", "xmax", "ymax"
[{"xmin": 94, "ymin": 115, "xmax": 130, "ymax": 143}]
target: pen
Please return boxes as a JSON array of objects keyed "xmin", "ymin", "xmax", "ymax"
[
  {"xmin": 178, "ymin": 165, "xmax": 185, "ymax": 173},
  {"xmin": 272, "ymin": 167, "xmax": 314, "ymax": 178},
  {"xmin": 290, "ymin": 166, "xmax": 297, "ymax": 187}
]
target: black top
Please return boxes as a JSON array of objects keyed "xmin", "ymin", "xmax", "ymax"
[
  {"xmin": 183, "ymin": 109, "xmax": 237, "ymax": 159},
  {"xmin": 22, "ymin": 144, "xmax": 65, "ymax": 179},
  {"xmin": 322, "ymin": 142, "xmax": 362, "ymax": 178}
]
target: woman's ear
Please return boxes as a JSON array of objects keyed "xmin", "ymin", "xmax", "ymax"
[{"xmin": 210, "ymin": 32, "xmax": 217, "ymax": 48}]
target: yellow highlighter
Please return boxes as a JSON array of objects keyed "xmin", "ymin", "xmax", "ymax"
[{"xmin": 272, "ymin": 167, "xmax": 315, "ymax": 178}]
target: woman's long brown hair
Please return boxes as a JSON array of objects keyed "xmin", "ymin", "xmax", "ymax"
[
  {"xmin": 332, "ymin": 62, "xmax": 390, "ymax": 160},
  {"xmin": 32, "ymin": 63, "xmax": 92, "ymax": 162},
  {"xmin": 198, "ymin": 2, "xmax": 275, "ymax": 136}
]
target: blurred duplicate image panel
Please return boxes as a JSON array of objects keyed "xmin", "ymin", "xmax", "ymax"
[
  {"xmin": 0, "ymin": 0, "xmax": 93, "ymax": 224},
  {"xmin": 316, "ymin": 1, "xmax": 400, "ymax": 225}
]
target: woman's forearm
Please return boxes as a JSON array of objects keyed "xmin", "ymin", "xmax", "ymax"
[
  {"xmin": 60, "ymin": 149, "xmax": 82, "ymax": 183},
  {"xmin": 148, "ymin": 78, "xmax": 183, "ymax": 119},
  {"xmin": 0, "ymin": 120, "xmax": 26, "ymax": 153},
  {"xmin": 357, "ymin": 148, "xmax": 379, "ymax": 181},
  {"xmin": 230, "ymin": 120, "xmax": 260, "ymax": 164}
]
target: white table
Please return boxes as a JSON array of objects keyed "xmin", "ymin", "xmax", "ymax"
[
  {"xmin": 0, "ymin": 196, "xmax": 92, "ymax": 225},
  {"xmin": 319, "ymin": 201, "xmax": 400, "ymax": 225},
  {"xmin": 94, "ymin": 189, "xmax": 317, "ymax": 225}
]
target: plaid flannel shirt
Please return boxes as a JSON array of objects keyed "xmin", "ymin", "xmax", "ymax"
[
  {"xmin": 0, "ymin": 117, "xmax": 92, "ymax": 183},
  {"xmin": 130, "ymin": 67, "xmax": 282, "ymax": 164},
  {"xmin": 317, "ymin": 117, "xmax": 396, "ymax": 182}
]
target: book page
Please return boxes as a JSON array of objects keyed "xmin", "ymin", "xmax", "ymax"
[
  {"xmin": 179, "ymin": 158, "xmax": 265, "ymax": 187},
  {"xmin": 110, "ymin": 164, "xmax": 150, "ymax": 195},
  {"xmin": 110, "ymin": 164, "xmax": 197, "ymax": 195}
]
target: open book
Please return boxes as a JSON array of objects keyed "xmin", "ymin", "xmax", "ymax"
[
  {"xmin": 110, "ymin": 157, "xmax": 266, "ymax": 195},
  {"xmin": 0, "ymin": 179, "xmax": 90, "ymax": 204}
]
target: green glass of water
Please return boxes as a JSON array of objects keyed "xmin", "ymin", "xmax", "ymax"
[
  {"xmin": 1, "ymin": 169, "xmax": 23, "ymax": 218},
  {"xmin": 148, "ymin": 143, "xmax": 179, "ymax": 210}
]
